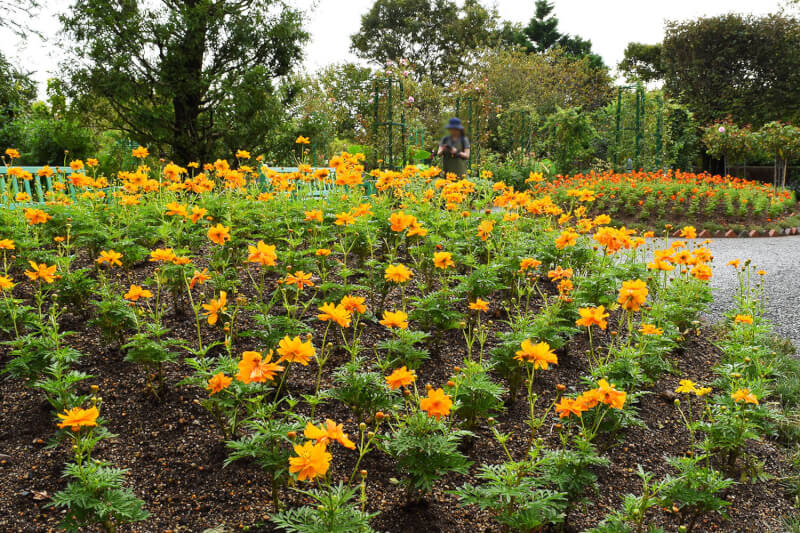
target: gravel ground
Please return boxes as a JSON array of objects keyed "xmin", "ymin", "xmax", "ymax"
[{"xmin": 695, "ymin": 236, "xmax": 800, "ymax": 350}]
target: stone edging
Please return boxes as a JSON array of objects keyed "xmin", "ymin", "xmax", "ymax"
[{"xmin": 672, "ymin": 227, "xmax": 800, "ymax": 239}]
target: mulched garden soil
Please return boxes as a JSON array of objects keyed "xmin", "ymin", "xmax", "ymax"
[{"xmin": 0, "ymin": 256, "xmax": 796, "ymax": 533}]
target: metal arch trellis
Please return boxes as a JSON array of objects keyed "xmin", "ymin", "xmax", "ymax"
[
  {"xmin": 370, "ymin": 75, "xmax": 407, "ymax": 170},
  {"xmin": 612, "ymin": 83, "xmax": 665, "ymax": 172}
]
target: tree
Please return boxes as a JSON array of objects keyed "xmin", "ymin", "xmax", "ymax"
[
  {"xmin": 60, "ymin": 0, "xmax": 309, "ymax": 163},
  {"xmin": 661, "ymin": 14, "xmax": 800, "ymax": 127},
  {"xmin": 504, "ymin": 1, "xmax": 605, "ymax": 70},
  {"xmin": 0, "ymin": 52, "xmax": 37, "ymax": 151},
  {"xmin": 1, "ymin": 0, "xmax": 39, "ymax": 36},
  {"xmin": 350, "ymin": 0, "xmax": 500, "ymax": 84},
  {"xmin": 618, "ymin": 43, "xmax": 664, "ymax": 83}
]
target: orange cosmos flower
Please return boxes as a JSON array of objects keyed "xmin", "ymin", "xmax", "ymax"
[
  {"xmin": 335, "ymin": 212, "xmax": 356, "ymax": 226},
  {"xmin": 514, "ymin": 340, "xmax": 558, "ymax": 369},
  {"xmin": 555, "ymin": 229, "xmax": 579, "ymax": 249},
  {"xmin": 679, "ymin": 226, "xmax": 697, "ymax": 239},
  {"xmin": 0, "ymin": 238, "xmax": 15, "ymax": 250},
  {"xmin": 638, "ymin": 324, "xmax": 663, "ymax": 335},
  {"xmin": 420, "ymin": 388, "xmax": 453, "ymax": 419},
  {"xmin": 24, "ymin": 208, "xmax": 52, "ymax": 225},
  {"xmin": 149, "ymin": 248, "xmax": 177, "ymax": 263},
  {"xmin": 277, "ymin": 335, "xmax": 316, "ymax": 365},
  {"xmin": 389, "ymin": 211, "xmax": 416, "ymax": 232},
  {"xmin": 305, "ymin": 209, "xmax": 323, "ymax": 222},
  {"xmin": 734, "ymin": 314, "xmax": 753, "ymax": 325},
  {"xmin": 0, "ymin": 275, "xmax": 13, "ymax": 292},
  {"xmin": 295, "ymin": 136, "xmax": 311, "ymax": 145},
  {"xmin": 380, "ymin": 310, "xmax": 408, "ymax": 329},
  {"xmin": 202, "ymin": 291, "xmax": 227, "ymax": 325},
  {"xmin": 477, "ymin": 219, "xmax": 494, "ymax": 241},
  {"xmin": 207, "ymin": 373, "xmax": 233, "ymax": 395},
  {"xmin": 617, "ymin": 279, "xmax": 648, "ymax": 312},
  {"xmin": 385, "ymin": 366, "xmax": 416, "ymax": 389},
  {"xmin": 576, "ymin": 306, "xmax": 609, "ymax": 330},
  {"xmin": 131, "ymin": 146, "xmax": 149, "ymax": 158},
  {"xmin": 519, "ymin": 258, "xmax": 541, "ymax": 271},
  {"xmin": 468, "ymin": 298, "xmax": 489, "ymax": 312},
  {"xmin": 247, "ymin": 241, "xmax": 277, "ymax": 267},
  {"xmin": 57, "ymin": 406, "xmax": 99, "ymax": 432},
  {"xmin": 284, "ymin": 271, "xmax": 314, "ymax": 289},
  {"xmin": 691, "ymin": 264, "xmax": 712, "ymax": 281},
  {"xmin": 317, "ymin": 302, "xmax": 351, "ymax": 328},
  {"xmin": 236, "ymin": 351, "xmax": 284, "ymax": 384},
  {"xmin": 189, "ymin": 206, "xmax": 208, "ymax": 223},
  {"xmin": 304, "ymin": 419, "xmax": 356, "ymax": 449},
  {"xmin": 433, "ymin": 251, "xmax": 455, "ymax": 269},
  {"xmin": 208, "ymin": 223, "xmax": 231, "ymax": 246},
  {"xmin": 97, "ymin": 249, "xmax": 122, "ymax": 268},
  {"xmin": 316, "ymin": 248, "xmax": 331, "ymax": 256},
  {"xmin": 165, "ymin": 202, "xmax": 188, "ymax": 217},
  {"xmin": 555, "ymin": 397, "xmax": 585, "ymax": 419},
  {"xmin": 289, "ymin": 440, "xmax": 331, "ymax": 481},
  {"xmin": 340, "ymin": 295, "xmax": 366, "ymax": 314},
  {"xmin": 384, "ymin": 263, "xmax": 413, "ymax": 283},
  {"xmin": 595, "ymin": 379, "xmax": 627, "ymax": 409},
  {"xmin": 731, "ymin": 388, "xmax": 758, "ymax": 405},
  {"xmin": 189, "ymin": 268, "xmax": 211, "ymax": 289},
  {"xmin": 124, "ymin": 284, "xmax": 153, "ymax": 301},
  {"xmin": 25, "ymin": 261, "xmax": 57, "ymax": 283}
]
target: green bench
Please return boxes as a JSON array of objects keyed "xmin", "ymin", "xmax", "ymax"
[{"xmin": 0, "ymin": 166, "xmax": 81, "ymax": 208}]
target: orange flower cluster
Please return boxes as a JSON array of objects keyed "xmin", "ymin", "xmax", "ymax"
[{"xmin": 555, "ymin": 379, "xmax": 627, "ymax": 419}]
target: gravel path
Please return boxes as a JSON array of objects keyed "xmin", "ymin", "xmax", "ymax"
[{"xmin": 696, "ymin": 236, "xmax": 800, "ymax": 349}]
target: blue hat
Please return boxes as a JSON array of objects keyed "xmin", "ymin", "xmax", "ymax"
[{"xmin": 446, "ymin": 117, "xmax": 464, "ymax": 131}]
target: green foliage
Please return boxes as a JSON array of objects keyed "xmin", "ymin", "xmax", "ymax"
[
  {"xmin": 49, "ymin": 460, "xmax": 149, "ymax": 533},
  {"xmin": 659, "ymin": 455, "xmax": 734, "ymax": 527},
  {"xmin": 445, "ymin": 360, "xmax": 506, "ymax": 428},
  {"xmin": 662, "ymin": 13, "xmax": 800, "ymax": 127},
  {"xmin": 384, "ymin": 411, "xmax": 472, "ymax": 498},
  {"xmin": 350, "ymin": 0, "xmax": 499, "ymax": 85},
  {"xmin": 378, "ymin": 329, "xmax": 430, "ymax": 370},
  {"xmin": 329, "ymin": 357, "xmax": 398, "ymax": 422},
  {"xmin": 89, "ymin": 287, "xmax": 137, "ymax": 344},
  {"xmin": 539, "ymin": 437, "xmax": 609, "ymax": 503},
  {"xmin": 270, "ymin": 483, "xmax": 377, "ymax": 533},
  {"xmin": 618, "ymin": 42, "xmax": 664, "ymax": 83},
  {"xmin": 54, "ymin": 268, "xmax": 98, "ymax": 313},
  {"xmin": 61, "ymin": 0, "xmax": 309, "ymax": 162}
]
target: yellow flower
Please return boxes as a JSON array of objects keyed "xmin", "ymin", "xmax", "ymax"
[
  {"xmin": 202, "ymin": 291, "xmax": 228, "ymax": 325},
  {"xmin": 277, "ymin": 335, "xmax": 316, "ymax": 365},
  {"xmin": 617, "ymin": 279, "xmax": 648, "ymax": 312},
  {"xmin": 295, "ymin": 136, "xmax": 311, "ymax": 145},
  {"xmin": 576, "ymin": 306, "xmax": 609, "ymax": 330},
  {"xmin": 97, "ymin": 250, "xmax": 123, "ymax": 268},
  {"xmin": 208, "ymin": 223, "xmax": 231, "ymax": 246},
  {"xmin": 57, "ymin": 406, "xmax": 99, "ymax": 432},
  {"xmin": 433, "ymin": 251, "xmax": 454, "ymax": 269},
  {"xmin": 468, "ymin": 298, "xmax": 489, "ymax": 312},
  {"xmin": 514, "ymin": 340, "xmax": 558, "ymax": 369},
  {"xmin": 247, "ymin": 241, "xmax": 277, "ymax": 267},
  {"xmin": 304, "ymin": 420, "xmax": 355, "ymax": 449},
  {"xmin": 638, "ymin": 324, "xmax": 663, "ymax": 336},
  {"xmin": 675, "ymin": 379, "xmax": 697, "ymax": 394},
  {"xmin": 25, "ymin": 261, "xmax": 57, "ymax": 283},
  {"xmin": 0, "ymin": 275, "xmax": 14, "ymax": 292},
  {"xmin": 379, "ymin": 310, "xmax": 408, "ymax": 329},
  {"xmin": 732, "ymin": 388, "xmax": 758, "ymax": 405},
  {"xmin": 317, "ymin": 302, "xmax": 351, "ymax": 328},
  {"xmin": 734, "ymin": 314, "xmax": 753, "ymax": 325},
  {"xmin": 289, "ymin": 440, "xmax": 331, "ymax": 481},
  {"xmin": 384, "ymin": 263, "xmax": 413, "ymax": 283}
]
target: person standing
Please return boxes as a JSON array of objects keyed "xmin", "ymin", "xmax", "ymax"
[{"xmin": 438, "ymin": 117, "xmax": 470, "ymax": 177}]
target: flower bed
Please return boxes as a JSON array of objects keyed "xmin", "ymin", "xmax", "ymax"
[
  {"xmin": 1, "ymin": 152, "xmax": 799, "ymax": 532},
  {"xmin": 540, "ymin": 170, "xmax": 798, "ymax": 233}
]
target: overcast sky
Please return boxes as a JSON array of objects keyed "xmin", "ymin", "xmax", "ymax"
[{"xmin": 2, "ymin": 0, "xmax": 787, "ymax": 97}]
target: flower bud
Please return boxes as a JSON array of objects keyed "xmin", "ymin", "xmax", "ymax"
[
  {"xmin": 287, "ymin": 431, "xmax": 297, "ymax": 439},
  {"xmin": 359, "ymin": 422, "xmax": 367, "ymax": 431},
  {"xmin": 556, "ymin": 384, "xmax": 566, "ymax": 392}
]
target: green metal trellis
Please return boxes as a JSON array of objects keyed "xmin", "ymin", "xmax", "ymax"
[{"xmin": 371, "ymin": 75, "xmax": 407, "ymax": 170}]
